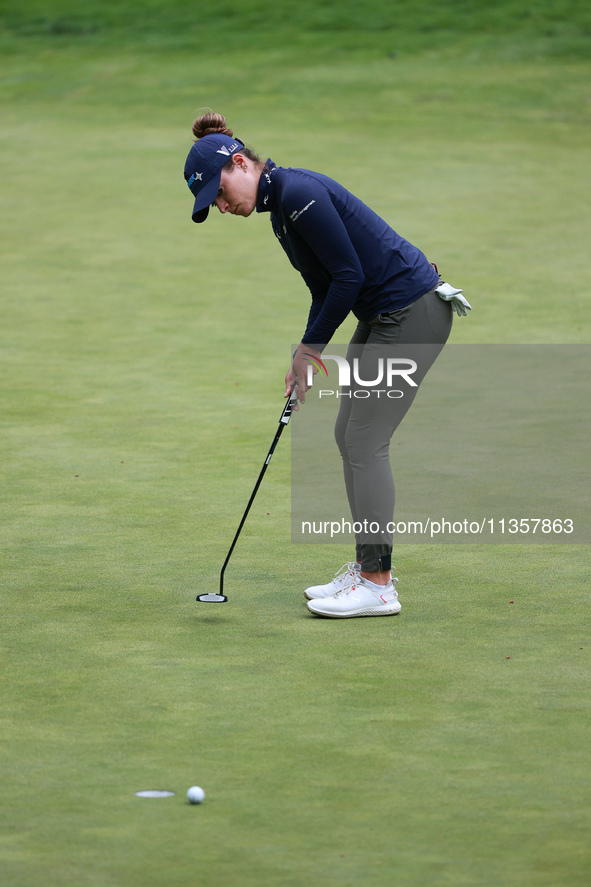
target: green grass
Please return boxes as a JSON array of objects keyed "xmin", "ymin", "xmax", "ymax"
[
  {"xmin": 1, "ymin": 0, "xmax": 590, "ymax": 58},
  {"xmin": 1, "ymin": 3, "xmax": 590, "ymax": 885}
]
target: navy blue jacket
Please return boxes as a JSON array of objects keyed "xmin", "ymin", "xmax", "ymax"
[{"xmin": 256, "ymin": 161, "xmax": 438, "ymax": 345}]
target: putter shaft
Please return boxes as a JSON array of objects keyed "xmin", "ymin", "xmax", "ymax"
[{"xmin": 197, "ymin": 390, "xmax": 297, "ymax": 602}]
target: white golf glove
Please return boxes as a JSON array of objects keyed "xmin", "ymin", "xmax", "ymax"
[{"xmin": 435, "ymin": 282, "xmax": 472, "ymax": 316}]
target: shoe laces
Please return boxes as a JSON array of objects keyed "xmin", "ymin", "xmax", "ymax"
[
  {"xmin": 334, "ymin": 575, "xmax": 399, "ymax": 599},
  {"xmin": 333, "ymin": 562, "xmax": 360, "ymax": 581}
]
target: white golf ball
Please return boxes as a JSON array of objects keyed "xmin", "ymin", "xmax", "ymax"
[{"xmin": 187, "ymin": 786, "xmax": 205, "ymax": 804}]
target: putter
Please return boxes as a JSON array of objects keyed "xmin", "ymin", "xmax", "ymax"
[{"xmin": 197, "ymin": 389, "xmax": 298, "ymax": 603}]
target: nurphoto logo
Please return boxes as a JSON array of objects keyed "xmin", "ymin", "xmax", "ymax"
[{"xmin": 304, "ymin": 352, "xmax": 418, "ymax": 398}]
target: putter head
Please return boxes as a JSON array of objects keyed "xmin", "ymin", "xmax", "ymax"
[{"xmin": 196, "ymin": 593, "xmax": 228, "ymax": 603}]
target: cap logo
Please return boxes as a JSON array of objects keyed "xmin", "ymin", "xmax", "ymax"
[
  {"xmin": 187, "ymin": 171, "xmax": 203, "ymax": 188},
  {"xmin": 216, "ymin": 142, "xmax": 240, "ymax": 156}
]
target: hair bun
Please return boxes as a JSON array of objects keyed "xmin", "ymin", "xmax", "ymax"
[{"xmin": 192, "ymin": 111, "xmax": 233, "ymax": 140}]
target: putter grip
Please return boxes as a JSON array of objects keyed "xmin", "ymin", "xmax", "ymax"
[{"xmin": 280, "ymin": 389, "xmax": 298, "ymax": 425}]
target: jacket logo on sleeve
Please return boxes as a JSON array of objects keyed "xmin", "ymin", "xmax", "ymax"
[{"xmin": 289, "ymin": 200, "xmax": 316, "ymax": 222}]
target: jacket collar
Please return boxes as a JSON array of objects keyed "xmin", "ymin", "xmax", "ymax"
[{"xmin": 256, "ymin": 159, "xmax": 278, "ymax": 214}]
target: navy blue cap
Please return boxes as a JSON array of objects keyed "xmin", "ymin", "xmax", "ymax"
[{"xmin": 184, "ymin": 133, "xmax": 245, "ymax": 223}]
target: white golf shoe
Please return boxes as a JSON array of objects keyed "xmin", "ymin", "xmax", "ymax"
[
  {"xmin": 306, "ymin": 576, "xmax": 401, "ymax": 618},
  {"xmin": 304, "ymin": 562, "xmax": 361, "ymax": 601}
]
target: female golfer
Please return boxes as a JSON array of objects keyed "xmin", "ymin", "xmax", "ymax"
[{"xmin": 184, "ymin": 112, "xmax": 470, "ymax": 618}]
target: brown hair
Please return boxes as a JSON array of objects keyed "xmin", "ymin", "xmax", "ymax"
[
  {"xmin": 192, "ymin": 111, "xmax": 233, "ymax": 140},
  {"xmin": 191, "ymin": 111, "xmax": 263, "ymax": 168}
]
